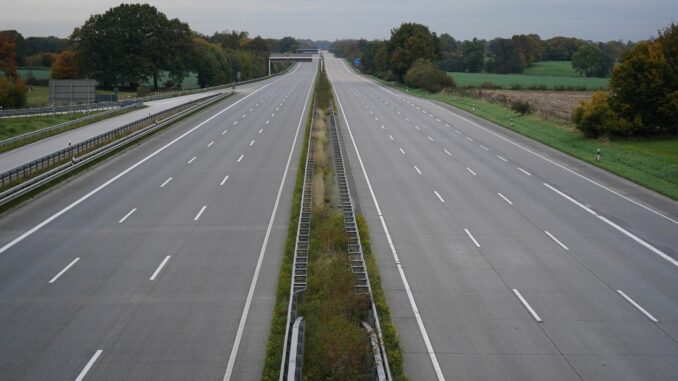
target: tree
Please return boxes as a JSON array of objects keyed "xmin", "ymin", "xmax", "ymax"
[
  {"xmin": 192, "ymin": 38, "xmax": 231, "ymax": 87},
  {"xmin": 512, "ymin": 34, "xmax": 543, "ymax": 66},
  {"xmin": 0, "ymin": 31, "xmax": 17, "ymax": 78},
  {"xmin": 404, "ymin": 59, "xmax": 454, "ymax": 93},
  {"xmin": 608, "ymin": 23, "xmax": 678, "ymax": 136},
  {"xmin": 486, "ymin": 38, "xmax": 524, "ymax": 73},
  {"xmin": 544, "ymin": 36, "xmax": 584, "ymax": 60},
  {"xmin": 277, "ymin": 36, "xmax": 299, "ymax": 53},
  {"xmin": 24, "ymin": 36, "xmax": 69, "ymax": 56},
  {"xmin": 51, "ymin": 50, "xmax": 79, "ymax": 79},
  {"xmin": 572, "ymin": 23, "xmax": 678, "ymax": 138},
  {"xmin": 71, "ymin": 4, "xmax": 193, "ymax": 88},
  {"xmin": 388, "ymin": 23, "xmax": 438, "ymax": 81},
  {"xmin": 462, "ymin": 38, "xmax": 485, "ymax": 72},
  {"xmin": 0, "ymin": 76, "xmax": 27, "ymax": 108},
  {"xmin": 572, "ymin": 44, "xmax": 614, "ymax": 77}
]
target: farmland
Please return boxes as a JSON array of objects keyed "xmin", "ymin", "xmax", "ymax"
[{"xmin": 448, "ymin": 61, "xmax": 609, "ymax": 90}]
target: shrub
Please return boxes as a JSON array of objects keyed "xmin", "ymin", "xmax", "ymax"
[
  {"xmin": 404, "ymin": 59, "xmax": 455, "ymax": 93},
  {"xmin": 511, "ymin": 100, "xmax": 531, "ymax": 115},
  {"xmin": 136, "ymin": 85, "xmax": 150, "ymax": 97},
  {"xmin": 0, "ymin": 77, "xmax": 27, "ymax": 109},
  {"xmin": 572, "ymin": 91, "xmax": 633, "ymax": 138}
]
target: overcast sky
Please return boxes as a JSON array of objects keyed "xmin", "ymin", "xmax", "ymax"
[{"xmin": 2, "ymin": 0, "xmax": 676, "ymax": 42}]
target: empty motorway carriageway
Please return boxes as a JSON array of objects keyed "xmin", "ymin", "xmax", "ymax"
[
  {"xmin": 0, "ymin": 62, "xmax": 317, "ymax": 380},
  {"xmin": 0, "ymin": 52, "xmax": 677, "ymax": 381}
]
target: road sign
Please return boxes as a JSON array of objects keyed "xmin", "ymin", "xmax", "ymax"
[{"xmin": 353, "ymin": 58, "xmax": 362, "ymax": 66}]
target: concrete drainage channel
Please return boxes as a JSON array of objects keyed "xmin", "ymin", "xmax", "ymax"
[
  {"xmin": 0, "ymin": 91, "xmax": 231, "ymax": 207},
  {"xmin": 279, "ymin": 74, "xmax": 390, "ymax": 379}
]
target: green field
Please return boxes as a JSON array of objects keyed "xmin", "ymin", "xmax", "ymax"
[
  {"xmin": 523, "ymin": 61, "xmax": 582, "ymax": 77},
  {"xmin": 449, "ymin": 60, "xmax": 609, "ymax": 90},
  {"xmin": 373, "ymin": 77, "xmax": 678, "ymax": 200},
  {"xmin": 448, "ymin": 71, "xmax": 609, "ymax": 90},
  {"xmin": 17, "ymin": 67, "xmax": 51, "ymax": 80}
]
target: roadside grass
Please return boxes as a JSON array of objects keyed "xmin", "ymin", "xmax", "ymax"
[
  {"xmin": 0, "ymin": 106, "xmax": 144, "ymax": 154},
  {"xmin": 523, "ymin": 61, "xmax": 582, "ymax": 77},
  {"xmin": 448, "ymin": 71, "xmax": 608, "ymax": 90},
  {"xmin": 375, "ymin": 78, "xmax": 678, "ymax": 200},
  {"xmin": 25, "ymin": 86, "xmax": 50, "ymax": 107}
]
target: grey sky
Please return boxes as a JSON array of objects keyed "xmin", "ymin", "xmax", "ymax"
[{"xmin": 2, "ymin": 0, "xmax": 676, "ymax": 42}]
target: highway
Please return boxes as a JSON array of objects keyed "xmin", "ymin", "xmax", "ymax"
[
  {"xmin": 0, "ymin": 79, "xmax": 284, "ymax": 173},
  {"xmin": 0, "ymin": 61, "xmax": 316, "ymax": 380},
  {"xmin": 325, "ymin": 53, "xmax": 678, "ymax": 380}
]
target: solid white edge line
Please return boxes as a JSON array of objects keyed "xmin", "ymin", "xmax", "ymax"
[
  {"xmin": 118, "ymin": 208, "xmax": 137, "ymax": 224},
  {"xmin": 160, "ymin": 177, "xmax": 172, "ymax": 188},
  {"xmin": 194, "ymin": 205, "xmax": 207, "ymax": 221},
  {"xmin": 544, "ymin": 183, "xmax": 677, "ymax": 267},
  {"xmin": 433, "ymin": 191, "xmax": 445, "ymax": 203},
  {"xmin": 512, "ymin": 289, "xmax": 543, "ymax": 322},
  {"xmin": 544, "ymin": 230, "xmax": 569, "ymax": 251},
  {"xmin": 74, "ymin": 349, "xmax": 103, "ymax": 381},
  {"xmin": 498, "ymin": 192, "xmax": 513, "ymax": 205},
  {"xmin": 466, "ymin": 167, "xmax": 477, "ymax": 176},
  {"xmin": 220, "ymin": 175, "xmax": 229, "ymax": 186},
  {"xmin": 518, "ymin": 167, "xmax": 532, "ymax": 176},
  {"xmin": 341, "ymin": 58, "xmax": 678, "ymax": 226},
  {"xmin": 464, "ymin": 228, "xmax": 481, "ymax": 248},
  {"xmin": 48, "ymin": 257, "xmax": 80, "ymax": 283},
  {"xmin": 617, "ymin": 290, "xmax": 659, "ymax": 322},
  {"xmin": 149, "ymin": 255, "xmax": 171, "ymax": 281},
  {"xmin": 223, "ymin": 63, "xmax": 315, "ymax": 381},
  {"xmin": 331, "ymin": 71, "xmax": 445, "ymax": 380}
]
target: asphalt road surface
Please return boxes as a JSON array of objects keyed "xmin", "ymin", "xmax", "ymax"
[
  {"xmin": 326, "ymin": 53, "xmax": 677, "ymax": 381},
  {"xmin": 0, "ymin": 61, "xmax": 316, "ymax": 380},
  {"xmin": 0, "ymin": 77, "xmax": 286, "ymax": 173}
]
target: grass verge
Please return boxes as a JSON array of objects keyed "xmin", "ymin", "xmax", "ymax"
[{"xmin": 374, "ymin": 78, "xmax": 678, "ymax": 200}]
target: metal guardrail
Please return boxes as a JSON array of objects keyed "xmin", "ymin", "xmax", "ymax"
[
  {"xmin": 0, "ymin": 101, "xmax": 144, "ymax": 151},
  {"xmin": 287, "ymin": 317, "xmax": 305, "ymax": 381},
  {"xmin": 328, "ymin": 104, "xmax": 391, "ymax": 380},
  {"xmin": 280, "ymin": 99, "xmax": 316, "ymax": 381},
  {"xmin": 0, "ymin": 102, "xmax": 121, "ymax": 118},
  {"xmin": 0, "ymin": 92, "xmax": 226, "ymax": 198}
]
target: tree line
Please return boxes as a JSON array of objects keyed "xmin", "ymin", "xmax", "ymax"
[
  {"xmin": 334, "ymin": 30, "xmax": 630, "ymax": 81},
  {"xmin": 1, "ymin": 3, "xmax": 309, "ymax": 108}
]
